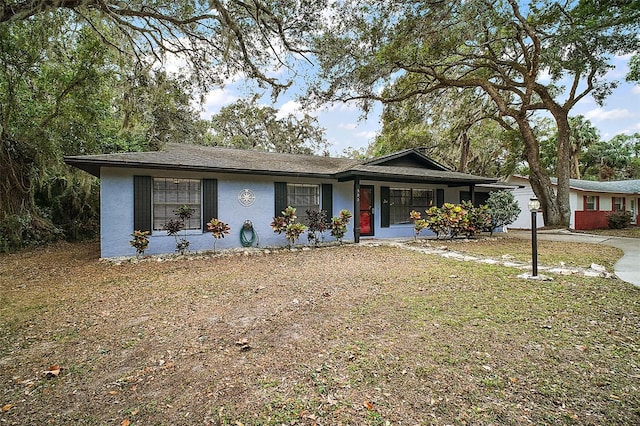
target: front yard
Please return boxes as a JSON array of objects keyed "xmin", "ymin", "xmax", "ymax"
[{"xmin": 1, "ymin": 240, "xmax": 639, "ymax": 425}]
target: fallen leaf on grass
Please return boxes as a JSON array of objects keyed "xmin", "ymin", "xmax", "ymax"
[
  {"xmin": 44, "ymin": 365, "xmax": 62, "ymax": 378},
  {"xmin": 2, "ymin": 404, "xmax": 13, "ymax": 412},
  {"xmin": 364, "ymin": 401, "xmax": 374, "ymax": 410},
  {"xmin": 121, "ymin": 419, "xmax": 130, "ymax": 426}
]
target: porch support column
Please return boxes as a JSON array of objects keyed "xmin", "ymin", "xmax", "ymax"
[
  {"xmin": 469, "ymin": 184, "xmax": 475, "ymax": 205},
  {"xmin": 353, "ymin": 178, "xmax": 360, "ymax": 243}
]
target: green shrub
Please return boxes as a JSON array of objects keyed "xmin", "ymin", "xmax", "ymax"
[
  {"xmin": 305, "ymin": 209, "xmax": 328, "ymax": 245},
  {"xmin": 409, "ymin": 210, "xmax": 427, "ymax": 239},
  {"xmin": 485, "ymin": 190, "xmax": 521, "ymax": 235},
  {"xmin": 271, "ymin": 206, "xmax": 307, "ymax": 248},
  {"xmin": 330, "ymin": 209, "xmax": 352, "ymax": 243},
  {"xmin": 425, "ymin": 203, "xmax": 469, "ymax": 239},
  {"xmin": 461, "ymin": 201, "xmax": 492, "ymax": 238},
  {"xmin": 607, "ymin": 210, "xmax": 632, "ymax": 229}
]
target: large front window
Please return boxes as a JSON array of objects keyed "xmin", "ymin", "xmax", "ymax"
[
  {"xmin": 287, "ymin": 184, "xmax": 319, "ymax": 214},
  {"xmin": 389, "ymin": 188, "xmax": 434, "ymax": 224},
  {"xmin": 153, "ymin": 178, "xmax": 201, "ymax": 231}
]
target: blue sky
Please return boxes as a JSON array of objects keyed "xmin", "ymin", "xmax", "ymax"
[{"xmin": 196, "ymin": 54, "xmax": 640, "ymax": 157}]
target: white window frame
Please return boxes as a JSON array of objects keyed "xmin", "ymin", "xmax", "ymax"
[{"xmin": 152, "ymin": 178, "xmax": 201, "ymax": 231}]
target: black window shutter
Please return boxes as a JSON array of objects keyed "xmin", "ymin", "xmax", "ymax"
[
  {"xmin": 202, "ymin": 179, "xmax": 218, "ymax": 231},
  {"xmin": 133, "ymin": 175, "xmax": 152, "ymax": 233},
  {"xmin": 321, "ymin": 184, "xmax": 333, "ymax": 220},
  {"xmin": 436, "ymin": 189, "xmax": 445, "ymax": 207},
  {"xmin": 274, "ymin": 182, "xmax": 287, "ymax": 217},
  {"xmin": 380, "ymin": 186, "xmax": 390, "ymax": 228}
]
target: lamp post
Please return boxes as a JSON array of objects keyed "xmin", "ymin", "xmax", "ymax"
[{"xmin": 528, "ymin": 197, "xmax": 541, "ymax": 277}]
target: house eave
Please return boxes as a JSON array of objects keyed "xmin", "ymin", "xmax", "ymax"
[
  {"xmin": 335, "ymin": 170, "xmax": 497, "ymax": 186},
  {"xmin": 63, "ymin": 158, "xmax": 336, "ymax": 180}
]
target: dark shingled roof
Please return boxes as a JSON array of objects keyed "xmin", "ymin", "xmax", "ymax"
[
  {"xmin": 64, "ymin": 143, "xmax": 357, "ymax": 178},
  {"xmin": 64, "ymin": 143, "xmax": 497, "ymax": 185},
  {"xmin": 335, "ymin": 164, "xmax": 496, "ymax": 185}
]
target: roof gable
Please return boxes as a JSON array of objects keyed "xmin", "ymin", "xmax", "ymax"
[{"xmin": 362, "ymin": 149, "xmax": 450, "ymax": 171}]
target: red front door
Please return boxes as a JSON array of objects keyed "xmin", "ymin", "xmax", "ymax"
[{"xmin": 359, "ymin": 186, "xmax": 374, "ymax": 236}]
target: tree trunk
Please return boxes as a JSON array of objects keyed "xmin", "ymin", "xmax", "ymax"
[
  {"xmin": 515, "ymin": 117, "xmax": 570, "ymax": 228},
  {"xmin": 0, "ymin": 137, "xmax": 55, "ymax": 248},
  {"xmin": 551, "ymin": 110, "xmax": 573, "ymax": 228},
  {"xmin": 571, "ymin": 144, "xmax": 581, "ymax": 179},
  {"xmin": 0, "ymin": 138, "xmax": 34, "ymax": 213},
  {"xmin": 458, "ymin": 130, "xmax": 470, "ymax": 173}
]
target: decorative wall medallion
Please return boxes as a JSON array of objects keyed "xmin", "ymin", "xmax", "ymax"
[{"xmin": 238, "ymin": 188, "xmax": 256, "ymax": 207}]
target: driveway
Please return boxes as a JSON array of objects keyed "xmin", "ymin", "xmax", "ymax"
[{"xmin": 508, "ymin": 229, "xmax": 640, "ymax": 287}]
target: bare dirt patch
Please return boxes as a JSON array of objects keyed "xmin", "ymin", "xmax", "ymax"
[{"xmin": 1, "ymin": 241, "xmax": 639, "ymax": 425}]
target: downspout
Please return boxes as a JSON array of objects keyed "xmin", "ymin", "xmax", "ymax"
[
  {"xmin": 470, "ymin": 184, "xmax": 475, "ymax": 205},
  {"xmin": 353, "ymin": 178, "xmax": 360, "ymax": 243}
]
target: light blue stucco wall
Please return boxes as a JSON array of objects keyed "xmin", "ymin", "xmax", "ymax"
[
  {"xmin": 354, "ymin": 180, "xmax": 472, "ymax": 240},
  {"xmin": 99, "ymin": 168, "xmax": 489, "ymax": 257},
  {"xmin": 100, "ymin": 168, "xmax": 353, "ymax": 257}
]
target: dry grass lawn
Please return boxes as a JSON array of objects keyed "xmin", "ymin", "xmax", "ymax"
[
  {"xmin": 578, "ymin": 227, "xmax": 640, "ymax": 239},
  {"xmin": 423, "ymin": 236, "xmax": 624, "ymax": 270},
  {"xmin": 1, "ymin": 240, "xmax": 639, "ymax": 425}
]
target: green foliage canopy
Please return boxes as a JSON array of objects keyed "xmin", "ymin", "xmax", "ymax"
[
  {"xmin": 310, "ymin": 0, "xmax": 640, "ymax": 227},
  {"xmin": 1, "ymin": 0, "xmax": 327, "ymax": 250},
  {"xmin": 209, "ymin": 97, "xmax": 328, "ymax": 155},
  {"xmin": 486, "ymin": 190, "xmax": 521, "ymax": 234}
]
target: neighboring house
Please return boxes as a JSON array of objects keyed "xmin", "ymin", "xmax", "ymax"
[
  {"xmin": 65, "ymin": 143, "xmax": 499, "ymax": 257},
  {"xmin": 506, "ymin": 175, "xmax": 640, "ymax": 230}
]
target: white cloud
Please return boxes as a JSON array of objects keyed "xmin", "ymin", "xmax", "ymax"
[
  {"xmin": 583, "ymin": 107, "xmax": 635, "ymax": 122},
  {"xmin": 338, "ymin": 122, "xmax": 357, "ymax": 130},
  {"xmin": 276, "ymin": 100, "xmax": 304, "ymax": 119},
  {"xmin": 198, "ymin": 89, "xmax": 239, "ymax": 119},
  {"xmin": 537, "ymin": 68, "xmax": 552, "ymax": 83},
  {"xmin": 355, "ymin": 130, "xmax": 378, "ymax": 140},
  {"xmin": 325, "ymin": 102, "xmax": 361, "ymax": 113},
  {"xmin": 614, "ymin": 52, "xmax": 635, "ymax": 60},
  {"xmin": 632, "ymin": 86, "xmax": 640, "ymax": 95}
]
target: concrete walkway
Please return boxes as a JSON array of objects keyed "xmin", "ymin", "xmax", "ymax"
[{"xmin": 508, "ymin": 230, "xmax": 640, "ymax": 287}]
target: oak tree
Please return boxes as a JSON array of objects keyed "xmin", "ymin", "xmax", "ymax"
[{"xmin": 310, "ymin": 0, "xmax": 640, "ymax": 227}]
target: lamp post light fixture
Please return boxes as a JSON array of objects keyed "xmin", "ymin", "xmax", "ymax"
[{"xmin": 528, "ymin": 197, "xmax": 541, "ymax": 277}]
